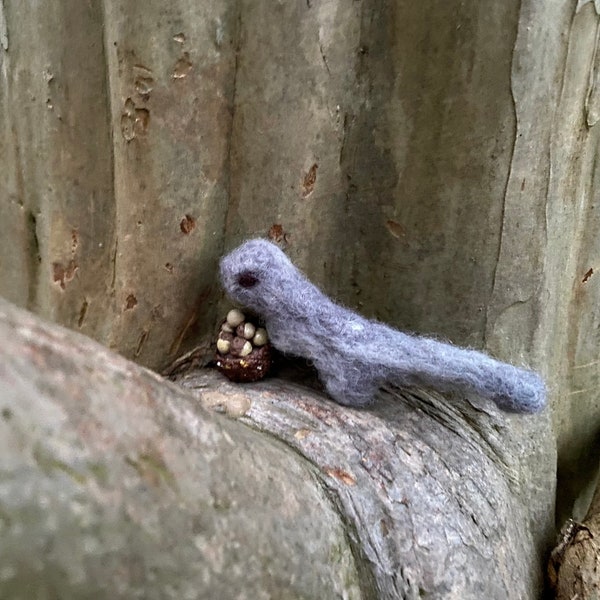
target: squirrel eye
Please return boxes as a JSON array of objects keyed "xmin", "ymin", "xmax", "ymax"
[{"xmin": 237, "ymin": 271, "xmax": 259, "ymax": 288}]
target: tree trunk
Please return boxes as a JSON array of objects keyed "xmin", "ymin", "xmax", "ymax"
[
  {"xmin": 2, "ymin": 0, "xmax": 600, "ymax": 595},
  {"xmin": 549, "ymin": 469, "xmax": 600, "ymax": 598},
  {"xmin": 0, "ymin": 298, "xmax": 554, "ymax": 598}
]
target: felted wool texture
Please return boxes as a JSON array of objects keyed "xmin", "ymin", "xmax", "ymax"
[{"xmin": 220, "ymin": 239, "xmax": 547, "ymax": 413}]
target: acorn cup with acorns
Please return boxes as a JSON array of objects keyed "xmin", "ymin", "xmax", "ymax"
[{"xmin": 215, "ymin": 309, "xmax": 272, "ymax": 383}]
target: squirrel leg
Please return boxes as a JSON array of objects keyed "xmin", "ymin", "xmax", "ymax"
[{"xmin": 318, "ymin": 361, "xmax": 382, "ymax": 407}]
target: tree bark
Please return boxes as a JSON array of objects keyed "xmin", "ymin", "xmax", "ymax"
[
  {"xmin": 548, "ymin": 470, "xmax": 600, "ymax": 599},
  {"xmin": 0, "ymin": 298, "xmax": 364, "ymax": 600},
  {"xmin": 0, "ymin": 0, "xmax": 236, "ymax": 367},
  {"xmin": 3, "ymin": 0, "xmax": 600, "ymax": 591},
  {"xmin": 0, "ymin": 298, "xmax": 554, "ymax": 598}
]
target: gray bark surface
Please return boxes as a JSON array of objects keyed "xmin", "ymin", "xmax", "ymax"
[
  {"xmin": 0, "ymin": 298, "xmax": 554, "ymax": 599},
  {"xmin": 180, "ymin": 371, "xmax": 555, "ymax": 599},
  {"xmin": 0, "ymin": 299, "xmax": 362, "ymax": 600},
  {"xmin": 1, "ymin": 3, "xmax": 598, "ymax": 505},
  {"xmin": 2, "ymin": 0, "xmax": 600, "ymax": 590}
]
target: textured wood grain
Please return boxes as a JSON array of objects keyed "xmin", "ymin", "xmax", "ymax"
[
  {"xmin": 549, "ymin": 471, "xmax": 600, "ymax": 599},
  {"xmin": 178, "ymin": 369, "xmax": 555, "ymax": 599},
  {"xmin": 1, "ymin": 0, "xmax": 600, "ymax": 554},
  {"xmin": 0, "ymin": 298, "xmax": 363, "ymax": 600},
  {"xmin": 0, "ymin": 298, "xmax": 555, "ymax": 598}
]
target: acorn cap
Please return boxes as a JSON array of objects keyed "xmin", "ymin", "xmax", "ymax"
[{"xmin": 215, "ymin": 343, "xmax": 272, "ymax": 383}]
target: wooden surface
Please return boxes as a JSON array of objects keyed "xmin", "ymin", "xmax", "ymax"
[
  {"xmin": 0, "ymin": 298, "xmax": 364, "ymax": 600},
  {"xmin": 549, "ymin": 469, "xmax": 600, "ymax": 599},
  {"xmin": 0, "ymin": 298, "xmax": 555, "ymax": 598},
  {"xmin": 1, "ymin": 0, "xmax": 599, "ymax": 544}
]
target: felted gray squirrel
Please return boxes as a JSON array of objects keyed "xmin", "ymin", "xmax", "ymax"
[{"xmin": 220, "ymin": 239, "xmax": 546, "ymax": 413}]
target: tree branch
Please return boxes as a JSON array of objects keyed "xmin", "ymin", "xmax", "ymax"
[{"xmin": 0, "ymin": 298, "xmax": 555, "ymax": 598}]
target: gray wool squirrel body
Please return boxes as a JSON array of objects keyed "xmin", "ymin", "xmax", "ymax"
[{"xmin": 219, "ymin": 239, "xmax": 546, "ymax": 413}]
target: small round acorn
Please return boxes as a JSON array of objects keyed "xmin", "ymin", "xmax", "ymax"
[
  {"xmin": 216, "ymin": 338, "xmax": 231, "ymax": 354},
  {"xmin": 252, "ymin": 328, "xmax": 268, "ymax": 346},
  {"xmin": 215, "ymin": 311, "xmax": 272, "ymax": 383},
  {"xmin": 226, "ymin": 308, "xmax": 245, "ymax": 328}
]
